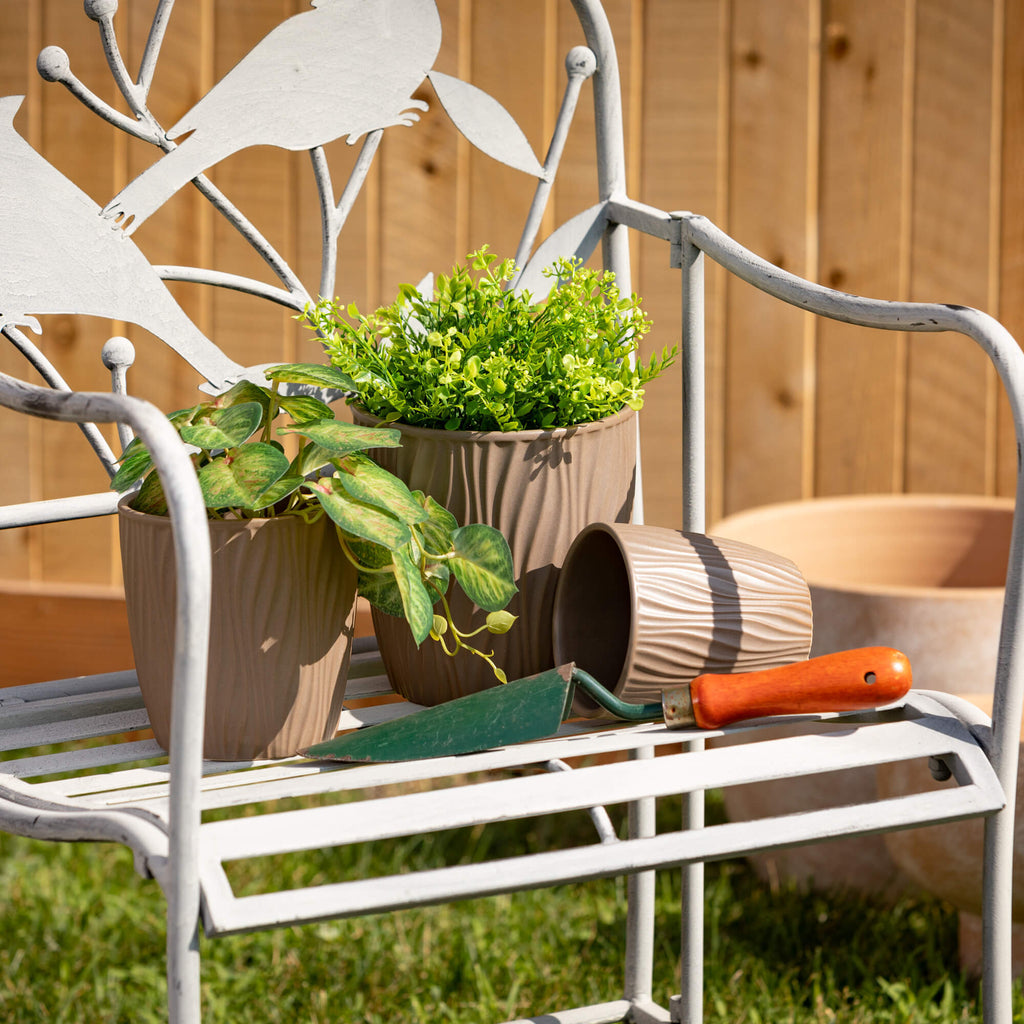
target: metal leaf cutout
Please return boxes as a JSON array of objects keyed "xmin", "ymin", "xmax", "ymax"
[
  {"xmin": 513, "ymin": 202, "xmax": 609, "ymax": 296},
  {"xmin": 427, "ymin": 70, "xmax": 545, "ymax": 179}
]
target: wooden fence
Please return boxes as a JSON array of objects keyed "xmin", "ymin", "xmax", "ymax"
[{"xmin": 1, "ymin": 0, "xmax": 1022, "ymax": 679}]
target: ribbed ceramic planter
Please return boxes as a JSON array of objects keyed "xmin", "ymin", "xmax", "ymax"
[
  {"xmin": 551, "ymin": 523, "xmax": 813, "ymax": 717},
  {"xmin": 712, "ymin": 493, "xmax": 1014, "ymax": 893},
  {"xmin": 353, "ymin": 406, "xmax": 637, "ymax": 704},
  {"xmin": 119, "ymin": 501, "xmax": 358, "ymax": 761}
]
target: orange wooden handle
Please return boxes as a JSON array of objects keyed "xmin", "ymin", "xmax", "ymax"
[{"xmin": 689, "ymin": 646, "xmax": 912, "ymax": 729}]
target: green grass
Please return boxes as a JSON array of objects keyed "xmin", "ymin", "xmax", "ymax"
[{"xmin": 0, "ymin": 793, "xmax": 1020, "ymax": 1023}]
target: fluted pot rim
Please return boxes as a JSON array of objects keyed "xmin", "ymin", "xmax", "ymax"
[
  {"xmin": 714, "ymin": 493, "xmax": 1014, "ymax": 600},
  {"xmin": 554, "ymin": 521, "xmax": 642, "ymax": 692},
  {"xmin": 350, "ymin": 402, "xmax": 636, "ymax": 443},
  {"xmin": 117, "ymin": 494, "xmax": 313, "ymax": 533}
]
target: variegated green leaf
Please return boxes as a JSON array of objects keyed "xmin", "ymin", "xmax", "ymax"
[
  {"xmin": 110, "ymin": 438, "xmax": 153, "ymax": 492},
  {"xmin": 415, "ymin": 494, "xmax": 459, "ymax": 554},
  {"xmin": 392, "ymin": 548, "xmax": 434, "ymax": 645},
  {"xmin": 313, "ymin": 477, "xmax": 411, "ymax": 550},
  {"xmin": 280, "ymin": 419, "xmax": 402, "ymax": 457},
  {"xmin": 290, "ymin": 442, "xmax": 333, "ymax": 478},
  {"xmin": 277, "ymin": 393, "xmax": 333, "ymax": 424},
  {"xmin": 197, "ymin": 443, "xmax": 290, "ymax": 509},
  {"xmin": 213, "ymin": 379, "xmax": 272, "ymax": 417},
  {"xmin": 356, "ymin": 566, "xmax": 404, "ymax": 618},
  {"xmin": 180, "ymin": 402, "xmax": 263, "ymax": 451},
  {"xmin": 169, "ymin": 406, "xmax": 201, "ymax": 427},
  {"xmin": 248, "ymin": 474, "xmax": 305, "ymax": 511},
  {"xmin": 266, "ymin": 363, "xmax": 357, "ymax": 391},
  {"xmin": 449, "ymin": 524, "xmax": 517, "ymax": 611},
  {"xmin": 130, "ymin": 468, "xmax": 168, "ymax": 516},
  {"xmin": 335, "ymin": 455, "xmax": 428, "ymax": 525}
]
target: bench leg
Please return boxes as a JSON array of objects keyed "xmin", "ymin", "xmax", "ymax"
[
  {"xmin": 626, "ymin": 746, "xmax": 657, "ymax": 1004},
  {"xmin": 167, "ymin": 898, "xmax": 202, "ymax": 1024}
]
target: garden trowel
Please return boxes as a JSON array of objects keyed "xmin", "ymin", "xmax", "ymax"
[{"xmin": 302, "ymin": 646, "xmax": 911, "ymax": 763}]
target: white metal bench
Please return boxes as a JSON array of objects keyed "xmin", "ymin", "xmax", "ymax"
[{"xmin": 2, "ymin": 2, "xmax": 1022, "ymax": 1022}]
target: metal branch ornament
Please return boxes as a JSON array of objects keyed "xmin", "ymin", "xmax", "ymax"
[
  {"xmin": 21, "ymin": 0, "xmax": 595, "ymax": 393},
  {"xmin": 102, "ymin": 0, "xmax": 443, "ymax": 235}
]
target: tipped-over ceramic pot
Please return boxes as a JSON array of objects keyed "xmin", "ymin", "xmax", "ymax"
[{"xmin": 551, "ymin": 522, "xmax": 813, "ymax": 717}]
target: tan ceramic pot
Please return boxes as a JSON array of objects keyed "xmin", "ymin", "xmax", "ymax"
[
  {"xmin": 551, "ymin": 523, "xmax": 813, "ymax": 717},
  {"xmin": 712, "ymin": 493, "xmax": 1014, "ymax": 893},
  {"xmin": 119, "ymin": 501, "xmax": 358, "ymax": 760},
  {"xmin": 353, "ymin": 407, "xmax": 637, "ymax": 705}
]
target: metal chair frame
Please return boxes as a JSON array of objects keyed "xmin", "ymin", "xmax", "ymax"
[{"xmin": 1, "ymin": 2, "xmax": 1022, "ymax": 1022}]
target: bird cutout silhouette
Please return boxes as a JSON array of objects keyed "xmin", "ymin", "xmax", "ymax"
[
  {"xmin": 0, "ymin": 95, "xmax": 243, "ymax": 389},
  {"xmin": 102, "ymin": 0, "xmax": 442, "ymax": 235}
]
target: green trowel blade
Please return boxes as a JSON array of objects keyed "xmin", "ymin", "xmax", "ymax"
[{"xmin": 302, "ymin": 664, "xmax": 577, "ymax": 763}]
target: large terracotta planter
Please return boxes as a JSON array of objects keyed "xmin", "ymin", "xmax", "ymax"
[
  {"xmin": 353, "ymin": 406, "xmax": 637, "ymax": 704},
  {"xmin": 877, "ymin": 692, "xmax": 1024, "ymax": 975},
  {"xmin": 552, "ymin": 523, "xmax": 813, "ymax": 717},
  {"xmin": 119, "ymin": 501, "xmax": 358, "ymax": 760},
  {"xmin": 711, "ymin": 493, "xmax": 1013, "ymax": 893}
]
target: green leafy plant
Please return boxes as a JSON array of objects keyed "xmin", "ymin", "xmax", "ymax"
[
  {"xmin": 303, "ymin": 247, "xmax": 677, "ymax": 432},
  {"xmin": 110, "ymin": 363, "xmax": 518, "ymax": 681}
]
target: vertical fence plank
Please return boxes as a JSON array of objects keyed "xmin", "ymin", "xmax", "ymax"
[
  {"xmin": 997, "ymin": 0, "xmax": 1022, "ymax": 497},
  {"xmin": 906, "ymin": 0, "xmax": 997, "ymax": 493},
  {"xmin": 378, "ymin": 0, "xmax": 464, "ymax": 302},
  {"xmin": 36, "ymin": 0, "xmax": 120, "ymax": 584},
  {"xmin": 467, "ymin": 0, "xmax": 550, "ymax": 258},
  {"xmin": 208, "ymin": 0, "xmax": 295, "ymax": 375},
  {"xmin": 638, "ymin": 0, "xmax": 730, "ymax": 528},
  {"xmin": 814, "ymin": 0, "xmax": 911, "ymax": 496},
  {"xmin": 0, "ymin": 0, "xmax": 38, "ymax": 581},
  {"xmin": 722, "ymin": 0, "xmax": 819, "ymax": 515},
  {"xmin": 119, "ymin": 0, "xmax": 212, "ymax": 415}
]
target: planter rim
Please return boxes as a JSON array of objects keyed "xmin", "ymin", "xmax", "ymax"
[
  {"xmin": 117, "ymin": 495, "xmax": 307, "ymax": 533},
  {"xmin": 713, "ymin": 493, "xmax": 1014, "ymax": 599},
  {"xmin": 350, "ymin": 402, "xmax": 636, "ymax": 443},
  {"xmin": 714, "ymin": 492, "xmax": 1016, "ymax": 517},
  {"xmin": 554, "ymin": 521, "xmax": 642, "ymax": 693},
  {"xmin": 802, "ymin": 580, "xmax": 1007, "ymax": 600}
]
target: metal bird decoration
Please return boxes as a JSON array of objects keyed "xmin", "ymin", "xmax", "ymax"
[
  {"xmin": 102, "ymin": 0, "xmax": 443, "ymax": 235},
  {"xmin": 0, "ymin": 95, "xmax": 242, "ymax": 389}
]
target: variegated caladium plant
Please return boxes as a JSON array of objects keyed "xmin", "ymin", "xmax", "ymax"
[{"xmin": 110, "ymin": 363, "xmax": 518, "ymax": 681}]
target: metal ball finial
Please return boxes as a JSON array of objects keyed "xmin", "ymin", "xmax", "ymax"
[
  {"xmin": 37, "ymin": 46, "xmax": 71, "ymax": 83},
  {"xmin": 101, "ymin": 336, "xmax": 136, "ymax": 371},
  {"xmin": 84, "ymin": 0, "xmax": 119, "ymax": 21},
  {"xmin": 565, "ymin": 46, "xmax": 597, "ymax": 79}
]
